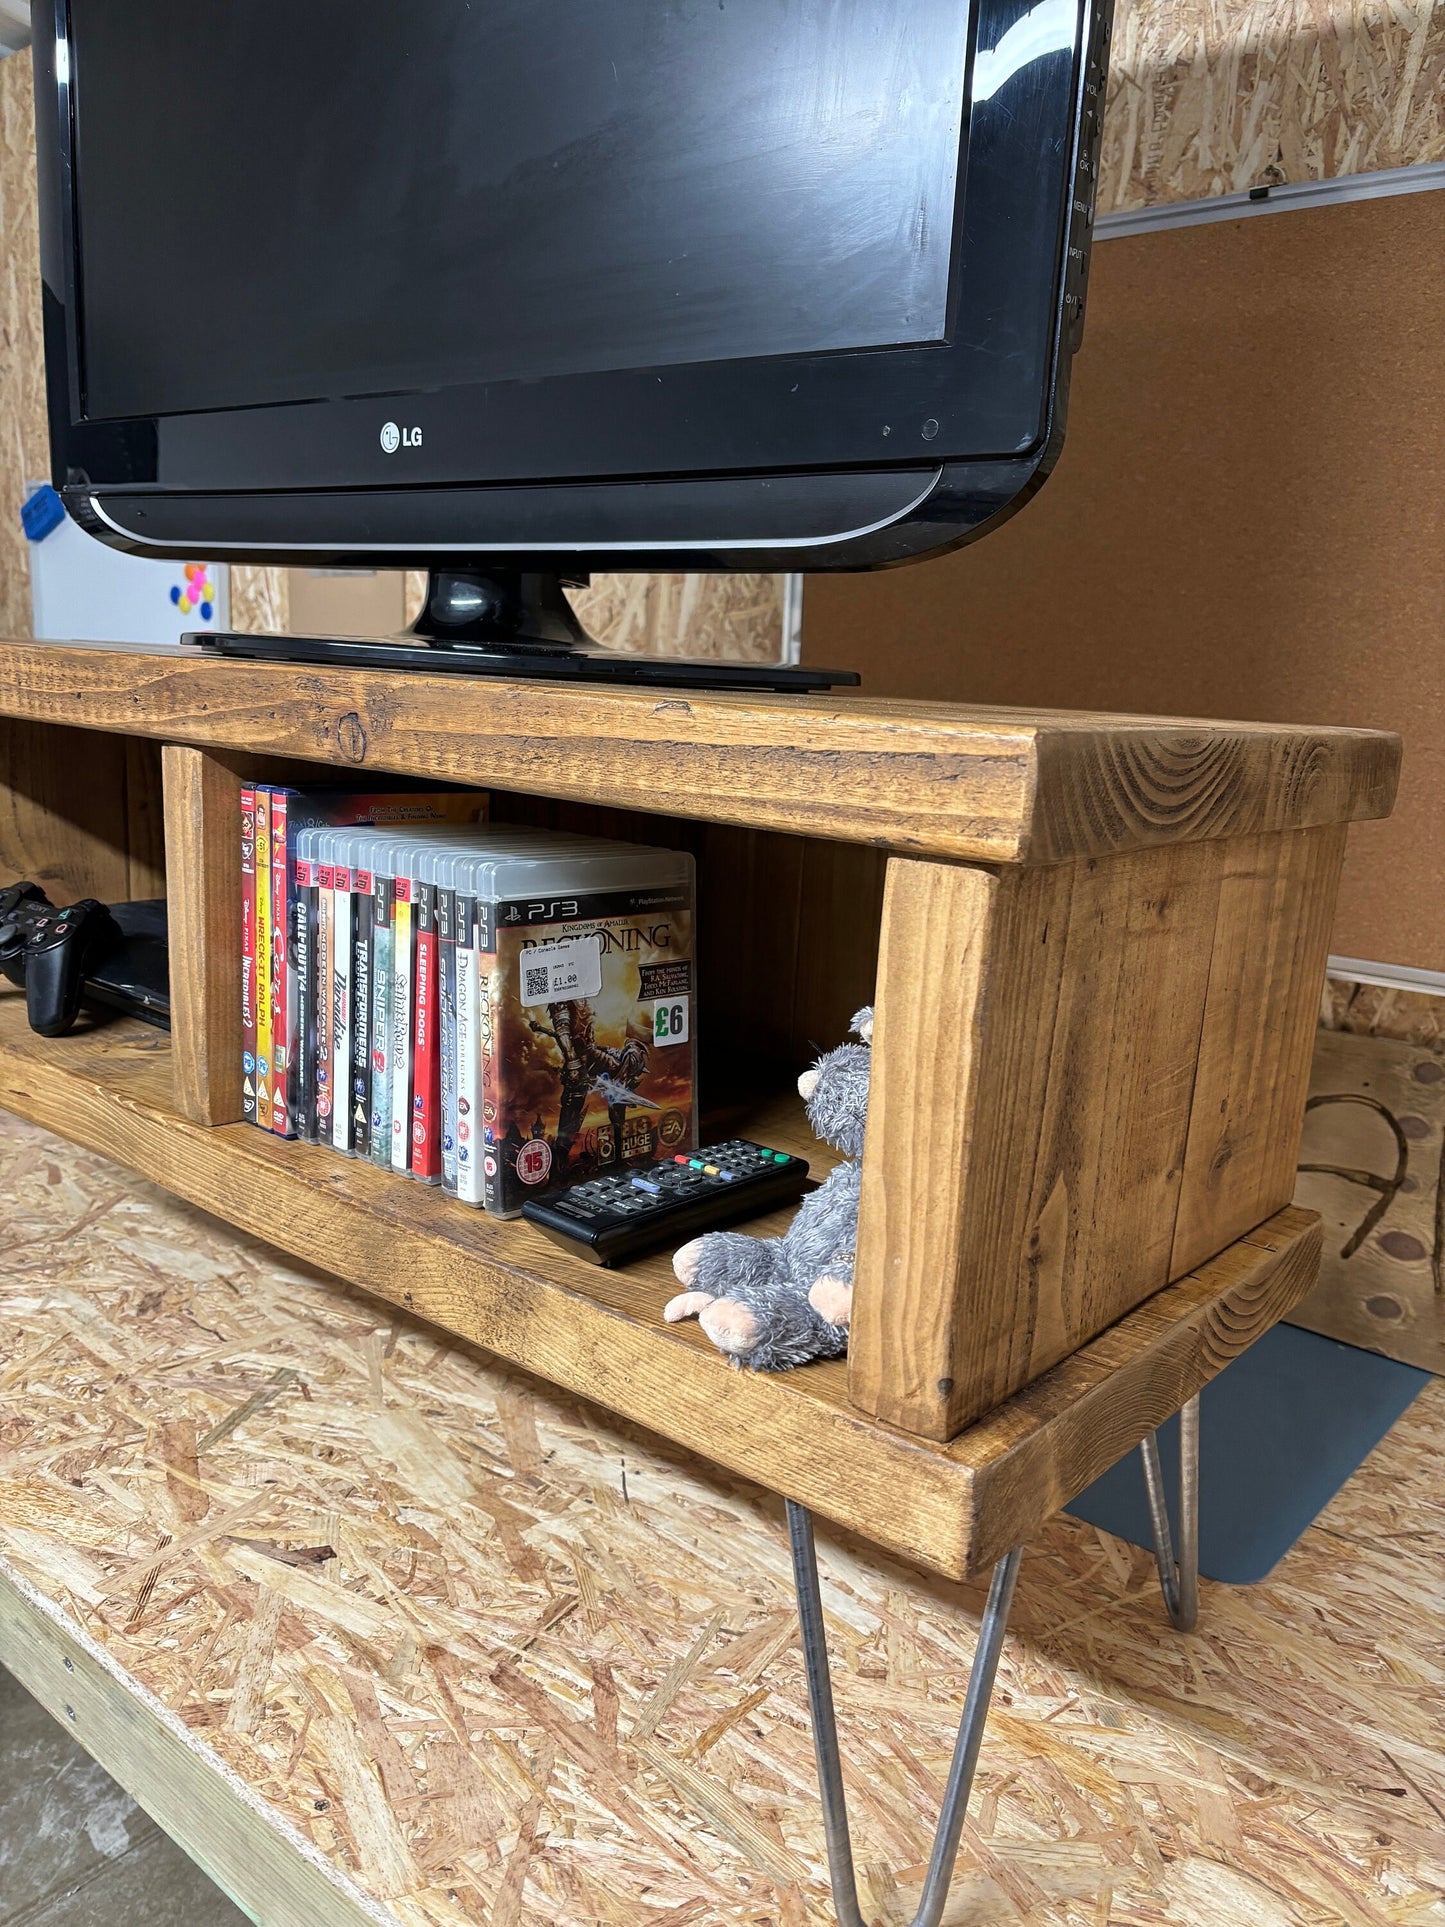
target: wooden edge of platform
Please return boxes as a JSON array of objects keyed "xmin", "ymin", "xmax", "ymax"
[
  {"xmin": 0, "ymin": 1008, "xmax": 1321, "ymax": 1582},
  {"xmin": 0, "ymin": 640, "xmax": 1400, "ymax": 863},
  {"xmin": 956, "ymin": 1208, "xmax": 1323, "ymax": 1572},
  {"xmin": 0, "ymin": 1552, "xmax": 388, "ymax": 1927}
]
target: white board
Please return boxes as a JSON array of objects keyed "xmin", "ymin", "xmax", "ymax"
[{"xmin": 27, "ymin": 490, "xmax": 229, "ymax": 646}]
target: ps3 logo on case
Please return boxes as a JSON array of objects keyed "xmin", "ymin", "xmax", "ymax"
[{"xmin": 380, "ymin": 421, "xmax": 422, "ymax": 453}]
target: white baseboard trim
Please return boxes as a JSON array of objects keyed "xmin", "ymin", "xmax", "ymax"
[
  {"xmin": 1326, "ymin": 956, "xmax": 1445, "ymax": 997},
  {"xmin": 1096, "ymin": 160, "xmax": 1445, "ymax": 241}
]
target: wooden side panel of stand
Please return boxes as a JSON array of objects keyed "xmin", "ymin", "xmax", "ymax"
[
  {"xmin": 852, "ymin": 829, "xmax": 1347, "ymax": 1440},
  {"xmin": 957, "ymin": 1208, "xmax": 1323, "ymax": 1572},
  {"xmin": 0, "ymin": 718, "xmax": 132, "ymax": 902},
  {"xmin": 851, "ymin": 844, "xmax": 1225, "ymax": 1438},
  {"xmin": 162, "ymin": 745, "xmax": 246, "ymax": 1127},
  {"xmin": 1169, "ymin": 824, "xmax": 1346, "ymax": 1274}
]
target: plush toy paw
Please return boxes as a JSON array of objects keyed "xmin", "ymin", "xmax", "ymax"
[
  {"xmin": 663, "ymin": 1289, "xmax": 716, "ymax": 1323},
  {"xmin": 671, "ymin": 1236, "xmax": 708, "ymax": 1288},
  {"xmin": 700, "ymin": 1285, "xmax": 847, "ymax": 1372},
  {"xmin": 807, "ymin": 1274, "xmax": 854, "ymax": 1327},
  {"xmin": 669, "ymin": 1229, "xmax": 785, "ymax": 1300},
  {"xmin": 699, "ymin": 1297, "xmax": 762, "ymax": 1355}
]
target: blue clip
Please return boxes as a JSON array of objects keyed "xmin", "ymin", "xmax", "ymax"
[{"xmin": 21, "ymin": 485, "xmax": 66, "ymax": 543}]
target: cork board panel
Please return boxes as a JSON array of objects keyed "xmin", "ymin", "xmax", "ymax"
[
  {"xmin": 1290, "ymin": 1025, "xmax": 1445, "ymax": 1375},
  {"xmin": 2, "ymin": 1101, "xmax": 1443, "ymax": 1924},
  {"xmin": 802, "ymin": 188, "xmax": 1445, "ymax": 971},
  {"xmin": 1102, "ymin": 0, "xmax": 1445, "ymax": 211}
]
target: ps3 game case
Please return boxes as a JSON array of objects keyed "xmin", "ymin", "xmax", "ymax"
[{"xmin": 289, "ymin": 825, "xmax": 697, "ymax": 1216}]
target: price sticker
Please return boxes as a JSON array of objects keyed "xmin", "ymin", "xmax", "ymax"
[
  {"xmin": 520, "ymin": 934, "xmax": 603, "ymax": 1005},
  {"xmin": 651, "ymin": 996, "xmax": 690, "ymax": 1047}
]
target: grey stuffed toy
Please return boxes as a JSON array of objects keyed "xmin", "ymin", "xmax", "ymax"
[{"xmin": 664, "ymin": 1008, "xmax": 872, "ymax": 1370}]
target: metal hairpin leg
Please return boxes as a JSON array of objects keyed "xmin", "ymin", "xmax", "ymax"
[
  {"xmin": 1139, "ymin": 1392, "xmax": 1200, "ymax": 1631},
  {"xmin": 786, "ymin": 1500, "xmax": 1022, "ymax": 1927}
]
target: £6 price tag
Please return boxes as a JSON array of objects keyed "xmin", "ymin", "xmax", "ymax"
[{"xmin": 651, "ymin": 996, "xmax": 690, "ymax": 1046}]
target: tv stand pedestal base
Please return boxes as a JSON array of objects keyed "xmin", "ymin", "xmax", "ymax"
[{"xmin": 194, "ymin": 565, "xmax": 861, "ymax": 692}]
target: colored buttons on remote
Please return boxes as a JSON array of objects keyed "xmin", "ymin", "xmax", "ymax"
[{"xmin": 521, "ymin": 1138, "xmax": 811, "ymax": 1267}]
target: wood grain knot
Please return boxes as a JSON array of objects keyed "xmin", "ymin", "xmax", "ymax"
[{"xmin": 336, "ymin": 712, "xmax": 369, "ymax": 762}]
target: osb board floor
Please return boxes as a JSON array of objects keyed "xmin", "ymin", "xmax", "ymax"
[{"xmin": 0, "ymin": 1112, "xmax": 1442, "ymax": 1927}]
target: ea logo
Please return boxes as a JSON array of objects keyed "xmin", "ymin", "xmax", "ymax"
[{"xmin": 379, "ymin": 421, "xmax": 401, "ymax": 454}]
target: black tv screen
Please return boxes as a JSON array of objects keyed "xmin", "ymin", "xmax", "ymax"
[
  {"xmin": 73, "ymin": 0, "xmax": 972, "ymax": 420},
  {"xmin": 38, "ymin": 0, "xmax": 1107, "ymax": 575}
]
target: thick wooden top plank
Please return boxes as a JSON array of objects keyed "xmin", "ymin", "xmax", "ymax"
[
  {"xmin": 0, "ymin": 638, "xmax": 1398, "ymax": 862},
  {"xmin": 0, "ymin": 1001, "xmax": 1320, "ymax": 1578}
]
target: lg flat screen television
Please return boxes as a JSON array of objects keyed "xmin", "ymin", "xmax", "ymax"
[{"xmin": 34, "ymin": 0, "xmax": 1111, "ymax": 686}]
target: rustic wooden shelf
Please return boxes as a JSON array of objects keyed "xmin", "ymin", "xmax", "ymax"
[
  {"xmin": 0, "ymin": 638, "xmax": 1401, "ymax": 1571},
  {"xmin": 0, "ymin": 992, "xmax": 1321, "ymax": 1581}
]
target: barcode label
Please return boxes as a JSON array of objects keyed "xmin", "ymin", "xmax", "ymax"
[{"xmin": 520, "ymin": 934, "xmax": 603, "ymax": 1005}]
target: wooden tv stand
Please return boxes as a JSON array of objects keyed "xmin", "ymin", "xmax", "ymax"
[{"xmin": 0, "ymin": 637, "xmax": 1398, "ymax": 1587}]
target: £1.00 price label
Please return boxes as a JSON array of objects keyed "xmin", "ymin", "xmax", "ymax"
[
  {"xmin": 651, "ymin": 996, "xmax": 690, "ymax": 1047},
  {"xmin": 520, "ymin": 934, "xmax": 603, "ymax": 1006}
]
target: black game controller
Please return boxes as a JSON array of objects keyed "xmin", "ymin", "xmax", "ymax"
[{"xmin": 0, "ymin": 883, "xmax": 123, "ymax": 1038}]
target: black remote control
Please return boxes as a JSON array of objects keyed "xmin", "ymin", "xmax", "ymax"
[
  {"xmin": 521, "ymin": 1138, "xmax": 810, "ymax": 1267},
  {"xmin": 0, "ymin": 887, "xmax": 123, "ymax": 1038}
]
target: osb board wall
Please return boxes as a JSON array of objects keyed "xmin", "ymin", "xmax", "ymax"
[
  {"xmin": 803, "ymin": 188, "xmax": 1445, "ymax": 971},
  {"xmin": 231, "ymin": 567, "xmax": 291, "ymax": 638},
  {"xmin": 1101, "ymin": 0, "xmax": 1445, "ymax": 210},
  {"xmin": 1, "ymin": 1102, "xmax": 1442, "ymax": 1926},
  {"xmin": 0, "ymin": 54, "xmax": 46, "ymax": 644},
  {"xmin": 1322, "ymin": 976, "xmax": 1445, "ymax": 1050},
  {"xmin": 566, "ymin": 575, "xmax": 784, "ymax": 661},
  {"xmin": 236, "ymin": 570, "xmax": 788, "ymax": 658}
]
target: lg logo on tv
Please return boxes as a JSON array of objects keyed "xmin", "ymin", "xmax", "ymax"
[{"xmin": 379, "ymin": 421, "xmax": 422, "ymax": 453}]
